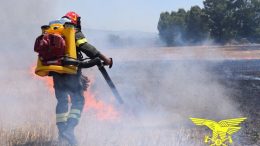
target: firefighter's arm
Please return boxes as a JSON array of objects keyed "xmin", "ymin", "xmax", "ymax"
[
  {"xmin": 76, "ymin": 32, "xmax": 112, "ymax": 67},
  {"xmin": 79, "ymin": 42, "xmax": 113, "ymax": 68}
]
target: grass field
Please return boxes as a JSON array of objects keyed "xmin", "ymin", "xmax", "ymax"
[{"xmin": 1, "ymin": 45, "xmax": 260, "ymax": 146}]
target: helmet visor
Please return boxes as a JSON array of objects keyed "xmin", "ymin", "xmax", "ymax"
[{"xmin": 49, "ymin": 18, "xmax": 71, "ymax": 25}]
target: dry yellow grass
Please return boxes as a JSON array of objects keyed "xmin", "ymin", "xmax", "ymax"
[{"xmin": 2, "ymin": 45, "xmax": 260, "ymax": 146}]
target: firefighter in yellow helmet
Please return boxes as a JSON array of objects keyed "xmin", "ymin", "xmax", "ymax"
[{"xmin": 52, "ymin": 11, "xmax": 112, "ymax": 145}]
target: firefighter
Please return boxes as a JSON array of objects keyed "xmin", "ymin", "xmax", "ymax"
[{"xmin": 52, "ymin": 11, "xmax": 112, "ymax": 145}]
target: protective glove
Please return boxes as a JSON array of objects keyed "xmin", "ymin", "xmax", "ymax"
[
  {"xmin": 105, "ymin": 58, "xmax": 113, "ymax": 68},
  {"xmin": 99, "ymin": 53, "xmax": 113, "ymax": 68}
]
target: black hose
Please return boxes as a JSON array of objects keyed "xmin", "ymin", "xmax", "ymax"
[
  {"xmin": 62, "ymin": 57, "xmax": 102, "ymax": 68},
  {"xmin": 79, "ymin": 58, "xmax": 101, "ymax": 68}
]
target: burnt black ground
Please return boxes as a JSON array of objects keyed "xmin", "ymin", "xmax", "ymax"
[
  {"xmin": 114, "ymin": 59, "xmax": 260, "ymax": 145},
  {"xmin": 216, "ymin": 60, "xmax": 260, "ymax": 145},
  {"xmin": 4, "ymin": 59, "xmax": 259, "ymax": 146}
]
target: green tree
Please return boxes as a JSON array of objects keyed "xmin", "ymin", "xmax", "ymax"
[
  {"xmin": 158, "ymin": 9, "xmax": 187, "ymax": 46},
  {"xmin": 232, "ymin": 0, "xmax": 257, "ymax": 41},
  {"xmin": 158, "ymin": 0, "xmax": 260, "ymax": 45},
  {"xmin": 203, "ymin": 0, "xmax": 237, "ymax": 43},
  {"xmin": 251, "ymin": 0, "xmax": 260, "ymax": 42},
  {"xmin": 158, "ymin": 12, "xmax": 173, "ymax": 45},
  {"xmin": 186, "ymin": 6, "xmax": 209, "ymax": 44}
]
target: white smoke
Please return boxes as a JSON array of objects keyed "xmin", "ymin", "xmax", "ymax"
[
  {"xmin": 0, "ymin": 0, "xmax": 62, "ymax": 127},
  {"xmin": 0, "ymin": 1, "xmax": 242, "ymax": 146},
  {"xmin": 76, "ymin": 46, "xmax": 242, "ymax": 145}
]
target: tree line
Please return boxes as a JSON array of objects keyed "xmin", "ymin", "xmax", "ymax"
[{"xmin": 158, "ymin": 0, "xmax": 260, "ymax": 46}]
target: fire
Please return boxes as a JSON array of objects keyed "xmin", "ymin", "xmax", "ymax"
[
  {"xmin": 30, "ymin": 65, "xmax": 120, "ymax": 121},
  {"xmin": 84, "ymin": 91, "xmax": 119, "ymax": 121},
  {"xmin": 30, "ymin": 65, "xmax": 54, "ymax": 93}
]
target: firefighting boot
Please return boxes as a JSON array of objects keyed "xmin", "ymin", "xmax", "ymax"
[
  {"xmin": 62, "ymin": 119, "xmax": 78, "ymax": 146},
  {"xmin": 57, "ymin": 122, "xmax": 67, "ymax": 141}
]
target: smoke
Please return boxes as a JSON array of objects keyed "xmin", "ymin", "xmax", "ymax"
[
  {"xmin": 0, "ymin": 0, "xmax": 62, "ymax": 127},
  {"xmin": 83, "ymin": 28, "xmax": 164, "ymax": 49},
  {"xmin": 76, "ymin": 46, "xmax": 242, "ymax": 145},
  {"xmin": 0, "ymin": 1, "xmax": 242, "ymax": 145}
]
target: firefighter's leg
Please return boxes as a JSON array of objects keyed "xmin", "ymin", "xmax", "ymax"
[
  {"xmin": 62, "ymin": 90, "xmax": 85, "ymax": 146},
  {"xmin": 54, "ymin": 88, "xmax": 69, "ymax": 138},
  {"xmin": 52, "ymin": 73, "xmax": 69, "ymax": 137}
]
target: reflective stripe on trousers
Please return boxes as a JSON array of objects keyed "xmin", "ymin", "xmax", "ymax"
[
  {"xmin": 56, "ymin": 112, "xmax": 69, "ymax": 123},
  {"xmin": 53, "ymin": 73, "xmax": 85, "ymax": 125},
  {"xmin": 68, "ymin": 109, "xmax": 81, "ymax": 121}
]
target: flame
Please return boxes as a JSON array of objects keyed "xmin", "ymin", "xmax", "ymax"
[
  {"xmin": 30, "ymin": 65, "xmax": 54, "ymax": 93},
  {"xmin": 30, "ymin": 65, "xmax": 120, "ymax": 121},
  {"xmin": 84, "ymin": 91, "xmax": 119, "ymax": 121}
]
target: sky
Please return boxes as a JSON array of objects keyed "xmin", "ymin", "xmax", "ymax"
[{"xmin": 59, "ymin": 0, "xmax": 204, "ymax": 33}]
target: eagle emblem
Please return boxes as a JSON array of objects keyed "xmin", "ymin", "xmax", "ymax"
[{"xmin": 190, "ymin": 117, "xmax": 246, "ymax": 146}]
